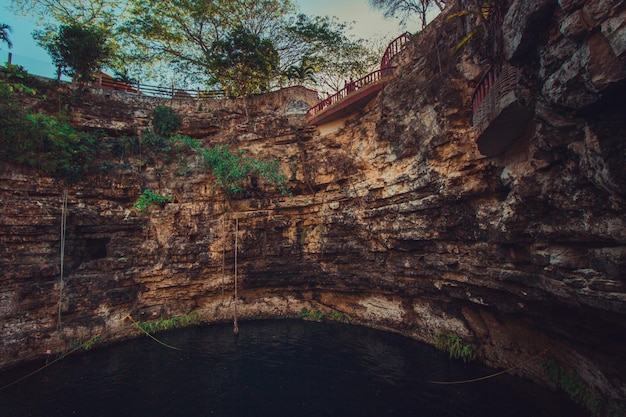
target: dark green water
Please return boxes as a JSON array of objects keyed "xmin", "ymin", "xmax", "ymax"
[{"xmin": 0, "ymin": 320, "xmax": 587, "ymax": 417}]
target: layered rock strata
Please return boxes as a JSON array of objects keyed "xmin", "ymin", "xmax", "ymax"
[{"xmin": 0, "ymin": 0, "xmax": 624, "ymax": 411}]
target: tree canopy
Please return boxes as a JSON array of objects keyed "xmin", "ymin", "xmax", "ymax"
[
  {"xmin": 368, "ymin": 0, "xmax": 446, "ymax": 29},
  {"xmin": 39, "ymin": 23, "xmax": 114, "ymax": 82},
  {"xmin": 208, "ymin": 26, "xmax": 279, "ymax": 97},
  {"xmin": 10, "ymin": 0, "xmax": 123, "ymax": 26},
  {"xmin": 8, "ymin": 0, "xmax": 382, "ymax": 96}
]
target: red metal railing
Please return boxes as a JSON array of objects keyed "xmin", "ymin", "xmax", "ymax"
[
  {"xmin": 380, "ymin": 32, "xmax": 411, "ymax": 70},
  {"xmin": 305, "ymin": 67, "xmax": 396, "ymax": 119},
  {"xmin": 306, "ymin": 32, "xmax": 411, "ymax": 120},
  {"xmin": 472, "ymin": 64, "xmax": 520, "ymax": 130}
]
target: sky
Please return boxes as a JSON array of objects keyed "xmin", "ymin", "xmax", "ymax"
[{"xmin": 0, "ymin": 0, "xmax": 409, "ymax": 80}]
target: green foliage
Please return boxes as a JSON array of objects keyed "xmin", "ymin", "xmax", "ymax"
[
  {"xmin": 111, "ymin": 134, "xmax": 140, "ymax": 160},
  {"xmin": 1, "ymin": 23, "xmax": 12, "ymax": 49},
  {"xmin": 282, "ymin": 14, "xmax": 380, "ymax": 92},
  {"xmin": 285, "ymin": 56, "xmax": 317, "ymax": 85},
  {"xmin": 132, "ymin": 189, "xmax": 172, "ymax": 213},
  {"xmin": 298, "ymin": 307, "xmax": 324, "ymax": 321},
  {"xmin": 10, "ymin": 0, "xmax": 122, "ymax": 27},
  {"xmin": 368, "ymin": 0, "xmax": 446, "ymax": 29},
  {"xmin": 121, "ymin": 0, "xmax": 291, "ymax": 86},
  {"xmin": 329, "ymin": 310, "xmax": 344, "ymax": 321},
  {"xmin": 199, "ymin": 144, "xmax": 287, "ymax": 195},
  {"xmin": 0, "ymin": 72, "xmax": 98, "ymax": 183},
  {"xmin": 70, "ymin": 335, "xmax": 101, "ymax": 351},
  {"xmin": 135, "ymin": 312, "xmax": 200, "ymax": 334},
  {"xmin": 433, "ymin": 332, "xmax": 476, "ymax": 362},
  {"xmin": 140, "ymin": 106, "xmax": 180, "ymax": 155},
  {"xmin": 168, "ymin": 134, "xmax": 287, "ymax": 195},
  {"xmin": 140, "ymin": 128, "xmax": 170, "ymax": 153},
  {"xmin": 169, "ymin": 133, "xmax": 201, "ymax": 152},
  {"xmin": 38, "ymin": 23, "xmax": 113, "ymax": 82},
  {"xmin": 541, "ymin": 360, "xmax": 624, "ymax": 417},
  {"xmin": 152, "ymin": 105, "xmax": 181, "ymax": 137},
  {"xmin": 208, "ymin": 26, "xmax": 279, "ymax": 97}
]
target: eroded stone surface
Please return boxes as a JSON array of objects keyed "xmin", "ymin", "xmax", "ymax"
[{"xmin": 1, "ymin": 0, "xmax": 625, "ymax": 409}]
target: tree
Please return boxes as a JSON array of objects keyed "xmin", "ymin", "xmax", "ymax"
[
  {"xmin": 10, "ymin": 0, "xmax": 126, "ymax": 76},
  {"xmin": 368, "ymin": 0, "xmax": 447, "ymax": 29},
  {"xmin": 1, "ymin": 24, "xmax": 12, "ymax": 49},
  {"xmin": 121, "ymin": 0, "xmax": 293, "ymax": 86},
  {"xmin": 9, "ymin": 0, "xmax": 123, "ymax": 26},
  {"xmin": 40, "ymin": 23, "xmax": 113, "ymax": 83},
  {"xmin": 277, "ymin": 14, "xmax": 380, "ymax": 93},
  {"xmin": 286, "ymin": 57, "xmax": 318, "ymax": 85},
  {"xmin": 121, "ymin": 1, "xmax": 378, "ymax": 92},
  {"xmin": 208, "ymin": 26, "xmax": 279, "ymax": 97}
]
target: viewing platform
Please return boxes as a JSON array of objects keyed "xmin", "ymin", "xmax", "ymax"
[{"xmin": 472, "ymin": 64, "xmax": 533, "ymax": 156}]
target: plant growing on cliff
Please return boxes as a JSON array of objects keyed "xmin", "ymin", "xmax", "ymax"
[
  {"xmin": 135, "ymin": 312, "xmax": 200, "ymax": 334},
  {"xmin": 152, "ymin": 105, "xmax": 181, "ymax": 137},
  {"xmin": 446, "ymin": 1, "xmax": 506, "ymax": 63},
  {"xmin": 0, "ymin": 72, "xmax": 98, "ymax": 183},
  {"xmin": 70, "ymin": 335, "xmax": 101, "ymax": 351},
  {"xmin": 132, "ymin": 189, "xmax": 172, "ymax": 214},
  {"xmin": 298, "ymin": 307, "xmax": 324, "ymax": 321},
  {"xmin": 433, "ymin": 331, "xmax": 476, "ymax": 362},
  {"xmin": 201, "ymin": 144, "xmax": 288, "ymax": 195},
  {"xmin": 541, "ymin": 360, "xmax": 623, "ymax": 417},
  {"xmin": 168, "ymin": 134, "xmax": 288, "ymax": 195}
]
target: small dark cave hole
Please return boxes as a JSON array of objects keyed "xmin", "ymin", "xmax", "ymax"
[{"xmin": 86, "ymin": 238, "xmax": 109, "ymax": 260}]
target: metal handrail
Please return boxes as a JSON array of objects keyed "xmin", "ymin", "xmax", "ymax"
[
  {"xmin": 94, "ymin": 76, "xmax": 226, "ymax": 100},
  {"xmin": 380, "ymin": 32, "xmax": 411, "ymax": 69},
  {"xmin": 472, "ymin": 64, "xmax": 520, "ymax": 128},
  {"xmin": 305, "ymin": 67, "xmax": 396, "ymax": 119},
  {"xmin": 306, "ymin": 32, "xmax": 411, "ymax": 119}
]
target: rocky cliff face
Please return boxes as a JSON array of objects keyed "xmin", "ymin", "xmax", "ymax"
[{"xmin": 1, "ymin": 0, "xmax": 625, "ymax": 412}]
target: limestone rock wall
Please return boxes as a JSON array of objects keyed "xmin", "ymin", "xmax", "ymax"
[{"xmin": 0, "ymin": 0, "xmax": 625, "ymax": 411}]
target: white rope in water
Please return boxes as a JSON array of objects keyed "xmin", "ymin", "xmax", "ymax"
[
  {"xmin": 124, "ymin": 315, "xmax": 185, "ymax": 351},
  {"xmin": 57, "ymin": 189, "xmax": 68, "ymax": 331},
  {"xmin": 221, "ymin": 216, "xmax": 226, "ymax": 296},
  {"xmin": 233, "ymin": 217, "xmax": 239, "ymax": 334},
  {"xmin": 426, "ymin": 349, "xmax": 549, "ymax": 385}
]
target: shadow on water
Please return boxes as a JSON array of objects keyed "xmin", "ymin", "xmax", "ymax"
[{"xmin": 0, "ymin": 320, "xmax": 588, "ymax": 417}]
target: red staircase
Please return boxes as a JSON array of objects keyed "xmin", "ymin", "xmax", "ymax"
[{"xmin": 306, "ymin": 33, "xmax": 411, "ymax": 125}]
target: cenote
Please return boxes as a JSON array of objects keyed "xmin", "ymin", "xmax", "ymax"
[{"xmin": 0, "ymin": 320, "xmax": 587, "ymax": 417}]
